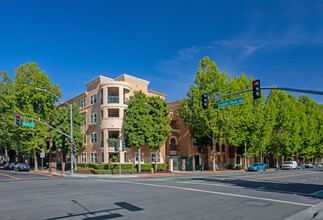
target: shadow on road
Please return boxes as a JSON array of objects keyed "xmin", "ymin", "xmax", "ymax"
[
  {"xmin": 189, "ymin": 171, "xmax": 323, "ymax": 198},
  {"xmin": 44, "ymin": 201, "xmax": 143, "ymax": 220}
]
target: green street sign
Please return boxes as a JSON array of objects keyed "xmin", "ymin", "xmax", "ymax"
[
  {"xmin": 218, "ymin": 97, "xmax": 244, "ymax": 108},
  {"xmin": 22, "ymin": 122, "xmax": 35, "ymax": 127}
]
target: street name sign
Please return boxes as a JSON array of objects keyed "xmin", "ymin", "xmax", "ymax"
[
  {"xmin": 22, "ymin": 122, "xmax": 35, "ymax": 127},
  {"xmin": 218, "ymin": 97, "xmax": 244, "ymax": 108}
]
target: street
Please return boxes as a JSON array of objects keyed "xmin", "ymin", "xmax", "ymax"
[{"xmin": 1, "ymin": 168, "xmax": 323, "ymax": 219}]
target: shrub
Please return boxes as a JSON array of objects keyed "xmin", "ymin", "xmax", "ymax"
[
  {"xmin": 235, "ymin": 164, "xmax": 244, "ymax": 169},
  {"xmin": 91, "ymin": 168, "xmax": 137, "ymax": 174},
  {"xmin": 157, "ymin": 163, "xmax": 168, "ymax": 171},
  {"xmin": 136, "ymin": 163, "xmax": 153, "ymax": 171}
]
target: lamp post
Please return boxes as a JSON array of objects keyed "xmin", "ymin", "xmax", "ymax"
[{"xmin": 35, "ymin": 88, "xmax": 74, "ymax": 175}]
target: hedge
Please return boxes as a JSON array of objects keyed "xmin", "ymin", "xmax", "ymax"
[
  {"xmin": 157, "ymin": 163, "xmax": 168, "ymax": 171},
  {"xmin": 136, "ymin": 163, "xmax": 168, "ymax": 171},
  {"xmin": 91, "ymin": 168, "xmax": 137, "ymax": 174},
  {"xmin": 77, "ymin": 163, "xmax": 133, "ymax": 170}
]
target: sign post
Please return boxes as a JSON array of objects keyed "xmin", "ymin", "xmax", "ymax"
[{"xmin": 40, "ymin": 152, "xmax": 45, "ymax": 171}]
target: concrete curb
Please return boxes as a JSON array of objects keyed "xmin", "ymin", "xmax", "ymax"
[
  {"xmin": 32, "ymin": 171, "xmax": 64, "ymax": 177},
  {"xmin": 285, "ymin": 201, "xmax": 323, "ymax": 220},
  {"xmin": 139, "ymin": 171, "xmax": 228, "ymax": 178}
]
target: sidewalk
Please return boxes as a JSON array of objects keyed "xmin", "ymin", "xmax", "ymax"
[{"xmin": 31, "ymin": 168, "xmax": 264, "ymax": 178}]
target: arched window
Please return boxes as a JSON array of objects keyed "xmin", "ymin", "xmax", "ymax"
[{"xmin": 170, "ymin": 137, "xmax": 177, "ymax": 151}]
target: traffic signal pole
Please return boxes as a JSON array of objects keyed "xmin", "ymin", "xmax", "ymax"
[
  {"xmin": 210, "ymin": 86, "xmax": 323, "ymax": 102},
  {"xmin": 35, "ymin": 88, "xmax": 74, "ymax": 175},
  {"xmin": 70, "ymin": 104, "xmax": 74, "ymax": 176}
]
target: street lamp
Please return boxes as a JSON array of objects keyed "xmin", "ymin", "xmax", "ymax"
[{"xmin": 35, "ymin": 88, "xmax": 74, "ymax": 175}]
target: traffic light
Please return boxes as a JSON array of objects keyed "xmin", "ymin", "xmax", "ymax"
[
  {"xmin": 122, "ymin": 141, "xmax": 126, "ymax": 151},
  {"xmin": 14, "ymin": 112, "xmax": 21, "ymax": 125},
  {"xmin": 201, "ymin": 93, "xmax": 209, "ymax": 109},
  {"xmin": 114, "ymin": 141, "xmax": 119, "ymax": 151},
  {"xmin": 252, "ymin": 80, "xmax": 261, "ymax": 100},
  {"xmin": 72, "ymin": 142, "xmax": 76, "ymax": 152}
]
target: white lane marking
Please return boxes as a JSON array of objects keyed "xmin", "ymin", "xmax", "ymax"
[{"xmin": 96, "ymin": 179, "xmax": 314, "ymax": 207}]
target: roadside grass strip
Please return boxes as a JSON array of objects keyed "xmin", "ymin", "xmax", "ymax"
[{"xmin": 0, "ymin": 172, "xmax": 20, "ymax": 180}]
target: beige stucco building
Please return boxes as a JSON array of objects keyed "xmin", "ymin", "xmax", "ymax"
[{"xmin": 67, "ymin": 74, "xmax": 166, "ymax": 164}]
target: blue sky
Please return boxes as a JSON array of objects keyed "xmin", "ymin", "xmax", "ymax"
[{"xmin": 0, "ymin": 0, "xmax": 322, "ymax": 103}]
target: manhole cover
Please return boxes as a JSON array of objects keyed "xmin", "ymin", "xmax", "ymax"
[{"xmin": 244, "ymin": 200, "xmax": 271, "ymax": 207}]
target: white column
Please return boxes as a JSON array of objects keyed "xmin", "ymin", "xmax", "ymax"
[
  {"xmin": 103, "ymin": 129, "xmax": 108, "ymax": 163},
  {"xmin": 119, "ymin": 87, "xmax": 124, "ymax": 105},
  {"xmin": 103, "ymin": 86, "xmax": 107, "ymax": 105}
]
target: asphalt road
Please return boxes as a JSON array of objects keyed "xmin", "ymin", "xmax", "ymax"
[{"xmin": 0, "ymin": 168, "xmax": 323, "ymax": 220}]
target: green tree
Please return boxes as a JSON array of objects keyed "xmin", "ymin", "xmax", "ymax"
[
  {"xmin": 52, "ymin": 104, "xmax": 84, "ymax": 172},
  {"xmin": 0, "ymin": 72, "xmax": 16, "ymax": 161},
  {"xmin": 178, "ymin": 57, "xmax": 231, "ymax": 171},
  {"xmin": 265, "ymin": 90, "xmax": 301, "ymax": 165},
  {"xmin": 298, "ymin": 95, "xmax": 321, "ymax": 161},
  {"xmin": 194, "ymin": 135, "xmax": 212, "ymax": 170},
  {"xmin": 13, "ymin": 63, "xmax": 61, "ymax": 170},
  {"xmin": 146, "ymin": 96, "xmax": 172, "ymax": 171},
  {"xmin": 124, "ymin": 91, "xmax": 151, "ymax": 172}
]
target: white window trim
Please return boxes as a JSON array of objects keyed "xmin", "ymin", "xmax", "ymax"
[
  {"xmin": 90, "ymin": 132, "xmax": 97, "ymax": 144},
  {"xmin": 81, "ymin": 153, "xmax": 87, "ymax": 163},
  {"xmin": 90, "ymin": 152, "xmax": 98, "ymax": 163},
  {"xmin": 80, "ymin": 98, "xmax": 86, "ymax": 108},
  {"xmin": 90, "ymin": 94, "xmax": 97, "ymax": 105},
  {"xmin": 90, "ymin": 113, "xmax": 97, "ymax": 124}
]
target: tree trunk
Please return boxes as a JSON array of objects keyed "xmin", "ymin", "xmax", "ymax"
[
  {"xmin": 244, "ymin": 141, "xmax": 247, "ymax": 170},
  {"xmin": 260, "ymin": 148, "xmax": 263, "ymax": 163},
  {"xmin": 138, "ymin": 147, "xmax": 141, "ymax": 172},
  {"xmin": 201, "ymin": 152, "xmax": 204, "ymax": 171},
  {"xmin": 155, "ymin": 151, "xmax": 158, "ymax": 172},
  {"xmin": 61, "ymin": 153, "xmax": 64, "ymax": 174},
  {"xmin": 33, "ymin": 147, "xmax": 38, "ymax": 171},
  {"xmin": 4, "ymin": 146, "xmax": 8, "ymax": 163}
]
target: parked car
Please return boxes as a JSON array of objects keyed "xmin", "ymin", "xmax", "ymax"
[
  {"xmin": 314, "ymin": 163, "xmax": 322, "ymax": 168},
  {"xmin": 304, "ymin": 162, "xmax": 314, "ymax": 168},
  {"xmin": 297, "ymin": 163, "xmax": 305, "ymax": 169},
  {"xmin": 3, "ymin": 162, "xmax": 10, "ymax": 170},
  {"xmin": 281, "ymin": 161, "xmax": 298, "ymax": 170},
  {"xmin": 8, "ymin": 162, "xmax": 17, "ymax": 170},
  {"xmin": 14, "ymin": 163, "xmax": 30, "ymax": 172},
  {"xmin": 248, "ymin": 163, "xmax": 267, "ymax": 171}
]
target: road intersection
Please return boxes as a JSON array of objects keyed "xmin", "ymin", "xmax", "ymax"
[{"xmin": 1, "ymin": 168, "xmax": 323, "ymax": 219}]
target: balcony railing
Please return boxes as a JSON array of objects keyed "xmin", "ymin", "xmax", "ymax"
[
  {"xmin": 108, "ymin": 95, "xmax": 119, "ymax": 104},
  {"xmin": 108, "ymin": 140, "xmax": 120, "ymax": 148}
]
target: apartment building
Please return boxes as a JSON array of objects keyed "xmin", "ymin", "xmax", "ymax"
[{"xmin": 67, "ymin": 74, "xmax": 166, "ymax": 164}]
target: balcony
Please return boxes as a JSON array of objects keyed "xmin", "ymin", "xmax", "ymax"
[{"xmin": 108, "ymin": 95, "xmax": 119, "ymax": 104}]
